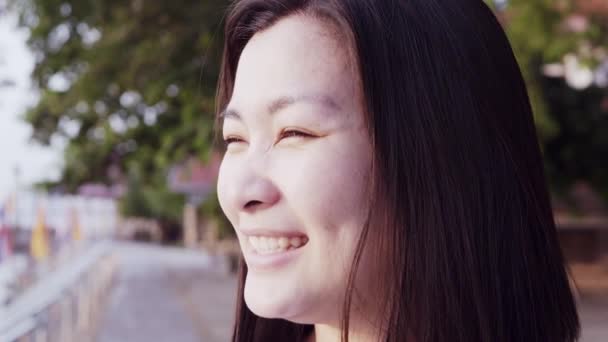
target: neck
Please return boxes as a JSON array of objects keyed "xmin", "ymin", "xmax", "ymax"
[
  {"xmin": 306, "ymin": 273, "xmax": 390, "ymax": 341},
  {"xmin": 308, "ymin": 316, "xmax": 384, "ymax": 342}
]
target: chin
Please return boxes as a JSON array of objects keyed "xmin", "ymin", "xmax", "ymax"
[
  {"xmin": 245, "ymin": 283, "xmax": 293, "ymax": 318},
  {"xmin": 243, "ymin": 277, "xmax": 316, "ymax": 323}
]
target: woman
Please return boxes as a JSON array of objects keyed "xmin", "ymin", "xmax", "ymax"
[{"xmin": 215, "ymin": 0, "xmax": 581, "ymax": 341}]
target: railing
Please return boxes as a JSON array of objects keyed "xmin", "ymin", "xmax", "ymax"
[
  {"xmin": 0, "ymin": 241, "xmax": 116, "ymax": 342},
  {"xmin": 0, "ymin": 254, "xmax": 28, "ymax": 307}
]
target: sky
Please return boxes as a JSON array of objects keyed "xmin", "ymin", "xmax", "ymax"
[{"xmin": 0, "ymin": 10, "xmax": 63, "ymax": 200}]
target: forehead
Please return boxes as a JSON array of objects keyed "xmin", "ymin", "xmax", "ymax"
[{"xmin": 230, "ymin": 14, "xmax": 357, "ymax": 112}]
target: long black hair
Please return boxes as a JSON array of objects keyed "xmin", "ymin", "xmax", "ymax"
[{"xmin": 215, "ymin": 0, "xmax": 581, "ymax": 341}]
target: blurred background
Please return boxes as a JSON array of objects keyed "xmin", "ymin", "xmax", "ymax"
[{"xmin": 0, "ymin": 0, "xmax": 606, "ymax": 341}]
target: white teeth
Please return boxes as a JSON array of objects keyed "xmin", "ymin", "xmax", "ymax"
[
  {"xmin": 290, "ymin": 237, "xmax": 302, "ymax": 248},
  {"xmin": 260, "ymin": 237, "xmax": 268, "ymax": 250},
  {"xmin": 248, "ymin": 235, "xmax": 308, "ymax": 254}
]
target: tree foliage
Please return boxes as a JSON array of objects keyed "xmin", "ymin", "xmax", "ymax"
[
  {"xmin": 11, "ymin": 0, "xmax": 225, "ymax": 187},
  {"xmin": 10, "ymin": 0, "xmax": 226, "ymax": 222},
  {"xmin": 489, "ymin": 0, "xmax": 608, "ymax": 200}
]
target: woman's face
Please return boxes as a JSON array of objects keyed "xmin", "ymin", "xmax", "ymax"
[{"xmin": 217, "ymin": 14, "xmax": 372, "ymax": 324}]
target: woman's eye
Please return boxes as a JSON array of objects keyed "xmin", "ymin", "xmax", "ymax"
[
  {"xmin": 223, "ymin": 136, "xmax": 245, "ymax": 147},
  {"xmin": 278, "ymin": 129, "xmax": 312, "ymax": 141}
]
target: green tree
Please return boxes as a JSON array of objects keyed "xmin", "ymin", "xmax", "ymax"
[
  {"xmin": 489, "ymin": 0, "xmax": 608, "ymax": 202},
  {"xmin": 9, "ymin": 0, "xmax": 226, "ymax": 222}
]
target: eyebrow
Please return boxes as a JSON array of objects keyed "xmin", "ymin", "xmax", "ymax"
[{"xmin": 219, "ymin": 94, "xmax": 341, "ymax": 121}]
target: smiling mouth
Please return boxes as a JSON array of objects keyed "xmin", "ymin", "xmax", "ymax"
[{"xmin": 247, "ymin": 235, "xmax": 309, "ymax": 255}]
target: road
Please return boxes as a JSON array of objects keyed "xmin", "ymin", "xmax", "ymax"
[
  {"xmin": 95, "ymin": 242, "xmax": 237, "ymax": 342},
  {"xmin": 579, "ymin": 293, "xmax": 608, "ymax": 342}
]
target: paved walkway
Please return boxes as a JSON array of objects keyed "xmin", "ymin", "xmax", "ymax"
[
  {"xmin": 579, "ymin": 293, "xmax": 608, "ymax": 342},
  {"xmin": 95, "ymin": 242, "xmax": 607, "ymax": 342},
  {"xmin": 95, "ymin": 242, "xmax": 236, "ymax": 342}
]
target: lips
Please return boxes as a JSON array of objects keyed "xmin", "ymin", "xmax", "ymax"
[
  {"xmin": 248, "ymin": 235, "xmax": 309, "ymax": 254},
  {"xmin": 238, "ymin": 227, "xmax": 308, "ymax": 238},
  {"xmin": 239, "ymin": 228, "xmax": 309, "ymax": 254},
  {"xmin": 239, "ymin": 227, "xmax": 309, "ymax": 269}
]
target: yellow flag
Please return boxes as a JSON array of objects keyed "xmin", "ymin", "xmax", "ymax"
[
  {"xmin": 30, "ymin": 207, "xmax": 49, "ymax": 261},
  {"xmin": 70, "ymin": 208, "xmax": 82, "ymax": 242}
]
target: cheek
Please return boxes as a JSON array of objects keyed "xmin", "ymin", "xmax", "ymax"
[
  {"xmin": 216, "ymin": 158, "xmax": 236, "ymax": 223},
  {"xmin": 308, "ymin": 167, "xmax": 365, "ymax": 221},
  {"xmin": 301, "ymin": 145, "xmax": 369, "ymax": 211},
  {"xmin": 274, "ymin": 138, "xmax": 372, "ymax": 237}
]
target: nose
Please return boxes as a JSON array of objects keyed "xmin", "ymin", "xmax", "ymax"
[
  {"xmin": 224, "ymin": 151, "xmax": 281, "ymax": 214},
  {"xmin": 236, "ymin": 175, "xmax": 281, "ymax": 213},
  {"xmin": 217, "ymin": 141, "xmax": 283, "ymax": 221}
]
